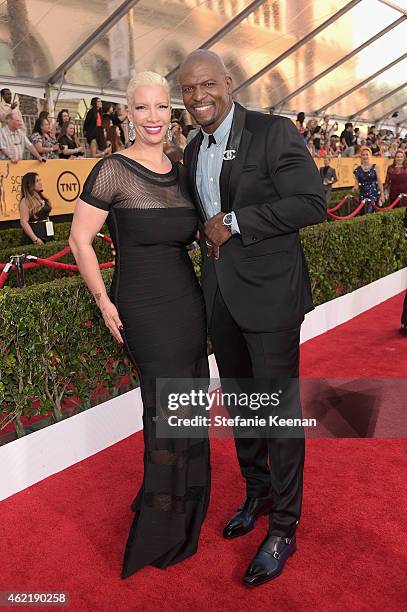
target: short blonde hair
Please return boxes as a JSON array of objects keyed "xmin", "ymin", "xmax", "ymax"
[
  {"xmin": 126, "ymin": 71, "xmax": 170, "ymax": 108},
  {"xmin": 360, "ymin": 146, "xmax": 372, "ymax": 156}
]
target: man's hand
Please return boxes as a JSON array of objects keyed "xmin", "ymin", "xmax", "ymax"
[
  {"xmin": 205, "ymin": 240, "xmax": 220, "ymax": 260},
  {"xmin": 204, "ymin": 212, "xmax": 231, "ymax": 248}
]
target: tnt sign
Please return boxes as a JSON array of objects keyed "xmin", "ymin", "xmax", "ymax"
[{"xmin": 57, "ymin": 171, "xmax": 81, "ymax": 202}]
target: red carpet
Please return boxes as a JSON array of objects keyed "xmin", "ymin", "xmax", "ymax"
[{"xmin": 1, "ymin": 293, "xmax": 406, "ymax": 611}]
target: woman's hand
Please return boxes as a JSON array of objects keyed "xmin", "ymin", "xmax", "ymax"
[
  {"xmin": 34, "ymin": 237, "xmax": 44, "ymax": 245},
  {"xmin": 98, "ymin": 297, "xmax": 124, "ymax": 344}
]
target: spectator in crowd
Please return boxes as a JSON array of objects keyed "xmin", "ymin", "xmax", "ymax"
[
  {"xmin": 30, "ymin": 116, "xmax": 59, "ymax": 159},
  {"xmin": 170, "ymin": 119, "xmax": 187, "ymax": 149},
  {"xmin": 0, "ymin": 110, "xmax": 46, "ymax": 162},
  {"xmin": 312, "ymin": 125, "xmax": 322, "ymax": 151},
  {"xmin": 163, "ymin": 142, "xmax": 184, "ymax": 162},
  {"xmin": 306, "ymin": 118, "xmax": 318, "ymax": 134},
  {"xmin": 384, "ymin": 149, "xmax": 407, "ymax": 206},
  {"xmin": 340, "ymin": 122, "xmax": 355, "ymax": 157},
  {"xmin": 83, "ymin": 97, "xmax": 103, "ymax": 145},
  {"xmin": 113, "ymin": 103, "xmax": 128, "ymax": 146},
  {"xmin": 303, "ymin": 129, "xmax": 315, "ymax": 156},
  {"xmin": 320, "ymin": 115, "xmax": 338, "ymax": 142},
  {"xmin": 89, "ymin": 125, "xmax": 111, "ymax": 158},
  {"xmin": 296, "ymin": 111, "xmax": 305, "ymax": 135},
  {"xmin": 56, "ymin": 109, "xmax": 70, "ymax": 137},
  {"xmin": 106, "ymin": 125, "xmax": 124, "ymax": 154},
  {"xmin": 353, "ymin": 146, "xmax": 385, "ymax": 212},
  {"xmin": 37, "ymin": 110, "xmax": 57, "ymax": 137},
  {"xmin": 367, "ymin": 125, "xmax": 377, "ymax": 141},
  {"xmin": 102, "ymin": 101, "xmax": 115, "ymax": 121},
  {"xmin": 319, "ymin": 155, "xmax": 338, "ymax": 203},
  {"xmin": 328, "ymin": 134, "xmax": 340, "ymax": 156},
  {"xmin": 19, "ymin": 172, "xmax": 54, "ymax": 245},
  {"xmin": 354, "ymin": 127, "xmax": 362, "ymax": 146},
  {"xmin": 58, "ymin": 121, "xmax": 85, "ymax": 159},
  {"xmin": 0, "ymin": 88, "xmax": 18, "ymax": 126},
  {"xmin": 103, "ymin": 101, "xmax": 126, "ymax": 144},
  {"xmin": 102, "ymin": 116, "xmax": 113, "ymax": 133}
]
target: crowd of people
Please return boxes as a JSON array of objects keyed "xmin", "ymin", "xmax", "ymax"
[
  {"xmin": 294, "ymin": 111, "xmax": 407, "ymax": 159},
  {"xmin": 1, "ymin": 87, "xmax": 406, "ymax": 165},
  {"xmin": 0, "ymin": 88, "xmax": 193, "ymax": 163}
]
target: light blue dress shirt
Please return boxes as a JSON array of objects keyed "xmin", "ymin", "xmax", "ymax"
[{"xmin": 196, "ymin": 103, "xmax": 240, "ymax": 233}]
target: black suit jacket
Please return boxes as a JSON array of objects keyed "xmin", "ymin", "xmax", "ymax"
[
  {"xmin": 183, "ymin": 103, "xmax": 326, "ymax": 333},
  {"xmin": 319, "ymin": 166, "xmax": 338, "ymax": 191}
]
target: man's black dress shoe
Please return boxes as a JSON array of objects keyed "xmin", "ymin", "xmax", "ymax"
[
  {"xmin": 223, "ymin": 497, "xmax": 273, "ymax": 539},
  {"xmin": 243, "ymin": 534, "xmax": 296, "ymax": 587},
  {"xmin": 400, "ymin": 325, "xmax": 407, "ymax": 337}
]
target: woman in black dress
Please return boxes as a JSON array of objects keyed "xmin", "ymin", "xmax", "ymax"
[
  {"xmin": 69, "ymin": 72, "xmax": 210, "ymax": 579},
  {"xmin": 19, "ymin": 172, "xmax": 54, "ymax": 245}
]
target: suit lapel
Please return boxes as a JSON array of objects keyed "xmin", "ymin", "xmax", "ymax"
[
  {"xmin": 220, "ymin": 102, "xmax": 251, "ymax": 213},
  {"xmin": 188, "ymin": 131, "xmax": 207, "ymax": 222}
]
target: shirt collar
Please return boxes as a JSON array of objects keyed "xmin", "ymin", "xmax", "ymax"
[{"xmin": 201, "ymin": 102, "xmax": 235, "ymax": 149}]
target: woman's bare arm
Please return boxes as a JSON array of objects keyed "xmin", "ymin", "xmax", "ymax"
[{"xmin": 69, "ymin": 199, "xmax": 123, "ymax": 343}]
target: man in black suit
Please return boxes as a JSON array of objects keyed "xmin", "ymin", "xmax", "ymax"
[
  {"xmin": 179, "ymin": 50, "xmax": 326, "ymax": 586},
  {"xmin": 319, "ymin": 155, "xmax": 338, "ymax": 204}
]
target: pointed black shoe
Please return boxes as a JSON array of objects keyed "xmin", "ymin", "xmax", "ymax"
[
  {"xmin": 223, "ymin": 497, "xmax": 273, "ymax": 539},
  {"xmin": 243, "ymin": 534, "xmax": 296, "ymax": 587}
]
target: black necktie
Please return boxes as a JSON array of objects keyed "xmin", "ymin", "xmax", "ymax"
[{"xmin": 207, "ymin": 134, "xmax": 216, "ymax": 148}]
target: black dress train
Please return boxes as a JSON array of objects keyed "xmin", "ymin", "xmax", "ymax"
[{"xmin": 80, "ymin": 154, "xmax": 210, "ymax": 578}]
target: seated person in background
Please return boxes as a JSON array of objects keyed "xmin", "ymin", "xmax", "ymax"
[
  {"xmin": 90, "ymin": 126, "xmax": 112, "ymax": 158},
  {"xmin": 106, "ymin": 125, "xmax": 124, "ymax": 154},
  {"xmin": 319, "ymin": 155, "xmax": 337, "ymax": 203},
  {"xmin": 30, "ymin": 116, "xmax": 59, "ymax": 159},
  {"xmin": 58, "ymin": 121, "xmax": 85, "ymax": 158},
  {"xmin": 19, "ymin": 172, "xmax": 54, "ymax": 245}
]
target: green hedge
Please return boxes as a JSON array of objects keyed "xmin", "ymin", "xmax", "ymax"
[
  {"xmin": 0, "ymin": 221, "xmax": 72, "ymax": 250},
  {"xmin": 1, "ymin": 209, "xmax": 406, "ymax": 438},
  {"xmin": 0, "ymin": 238, "xmax": 113, "ymax": 287},
  {"xmin": 300, "ymin": 209, "xmax": 406, "ymax": 305},
  {"xmin": 0, "ymin": 271, "xmax": 136, "ymax": 437}
]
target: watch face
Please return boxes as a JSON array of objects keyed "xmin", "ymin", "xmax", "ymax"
[{"xmin": 223, "ymin": 213, "xmax": 233, "ymax": 225}]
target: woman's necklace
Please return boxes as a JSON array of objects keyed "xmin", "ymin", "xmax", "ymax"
[{"xmin": 361, "ymin": 163, "xmax": 371, "ymax": 171}]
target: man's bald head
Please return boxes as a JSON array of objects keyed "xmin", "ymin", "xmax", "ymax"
[
  {"xmin": 179, "ymin": 50, "xmax": 233, "ymax": 133},
  {"xmin": 179, "ymin": 50, "xmax": 229, "ymax": 80}
]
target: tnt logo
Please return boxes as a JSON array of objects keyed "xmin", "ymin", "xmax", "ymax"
[{"xmin": 57, "ymin": 171, "xmax": 81, "ymax": 202}]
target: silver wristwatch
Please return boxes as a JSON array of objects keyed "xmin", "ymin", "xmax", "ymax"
[{"xmin": 222, "ymin": 212, "xmax": 233, "ymax": 231}]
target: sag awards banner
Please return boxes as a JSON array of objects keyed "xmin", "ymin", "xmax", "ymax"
[
  {"xmin": 0, "ymin": 159, "xmax": 98, "ymax": 222},
  {"xmin": 0, "ymin": 157, "xmax": 393, "ymax": 223}
]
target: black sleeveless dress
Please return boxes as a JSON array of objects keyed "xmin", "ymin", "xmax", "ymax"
[
  {"xmin": 21, "ymin": 199, "xmax": 54, "ymax": 245},
  {"xmin": 80, "ymin": 154, "xmax": 210, "ymax": 579}
]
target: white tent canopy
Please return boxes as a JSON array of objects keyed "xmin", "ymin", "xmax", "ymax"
[{"xmin": 0, "ymin": 0, "xmax": 406, "ymax": 126}]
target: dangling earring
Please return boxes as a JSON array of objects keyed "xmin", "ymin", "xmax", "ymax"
[
  {"xmin": 129, "ymin": 120, "xmax": 136, "ymax": 142},
  {"xmin": 167, "ymin": 123, "xmax": 173, "ymax": 142}
]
